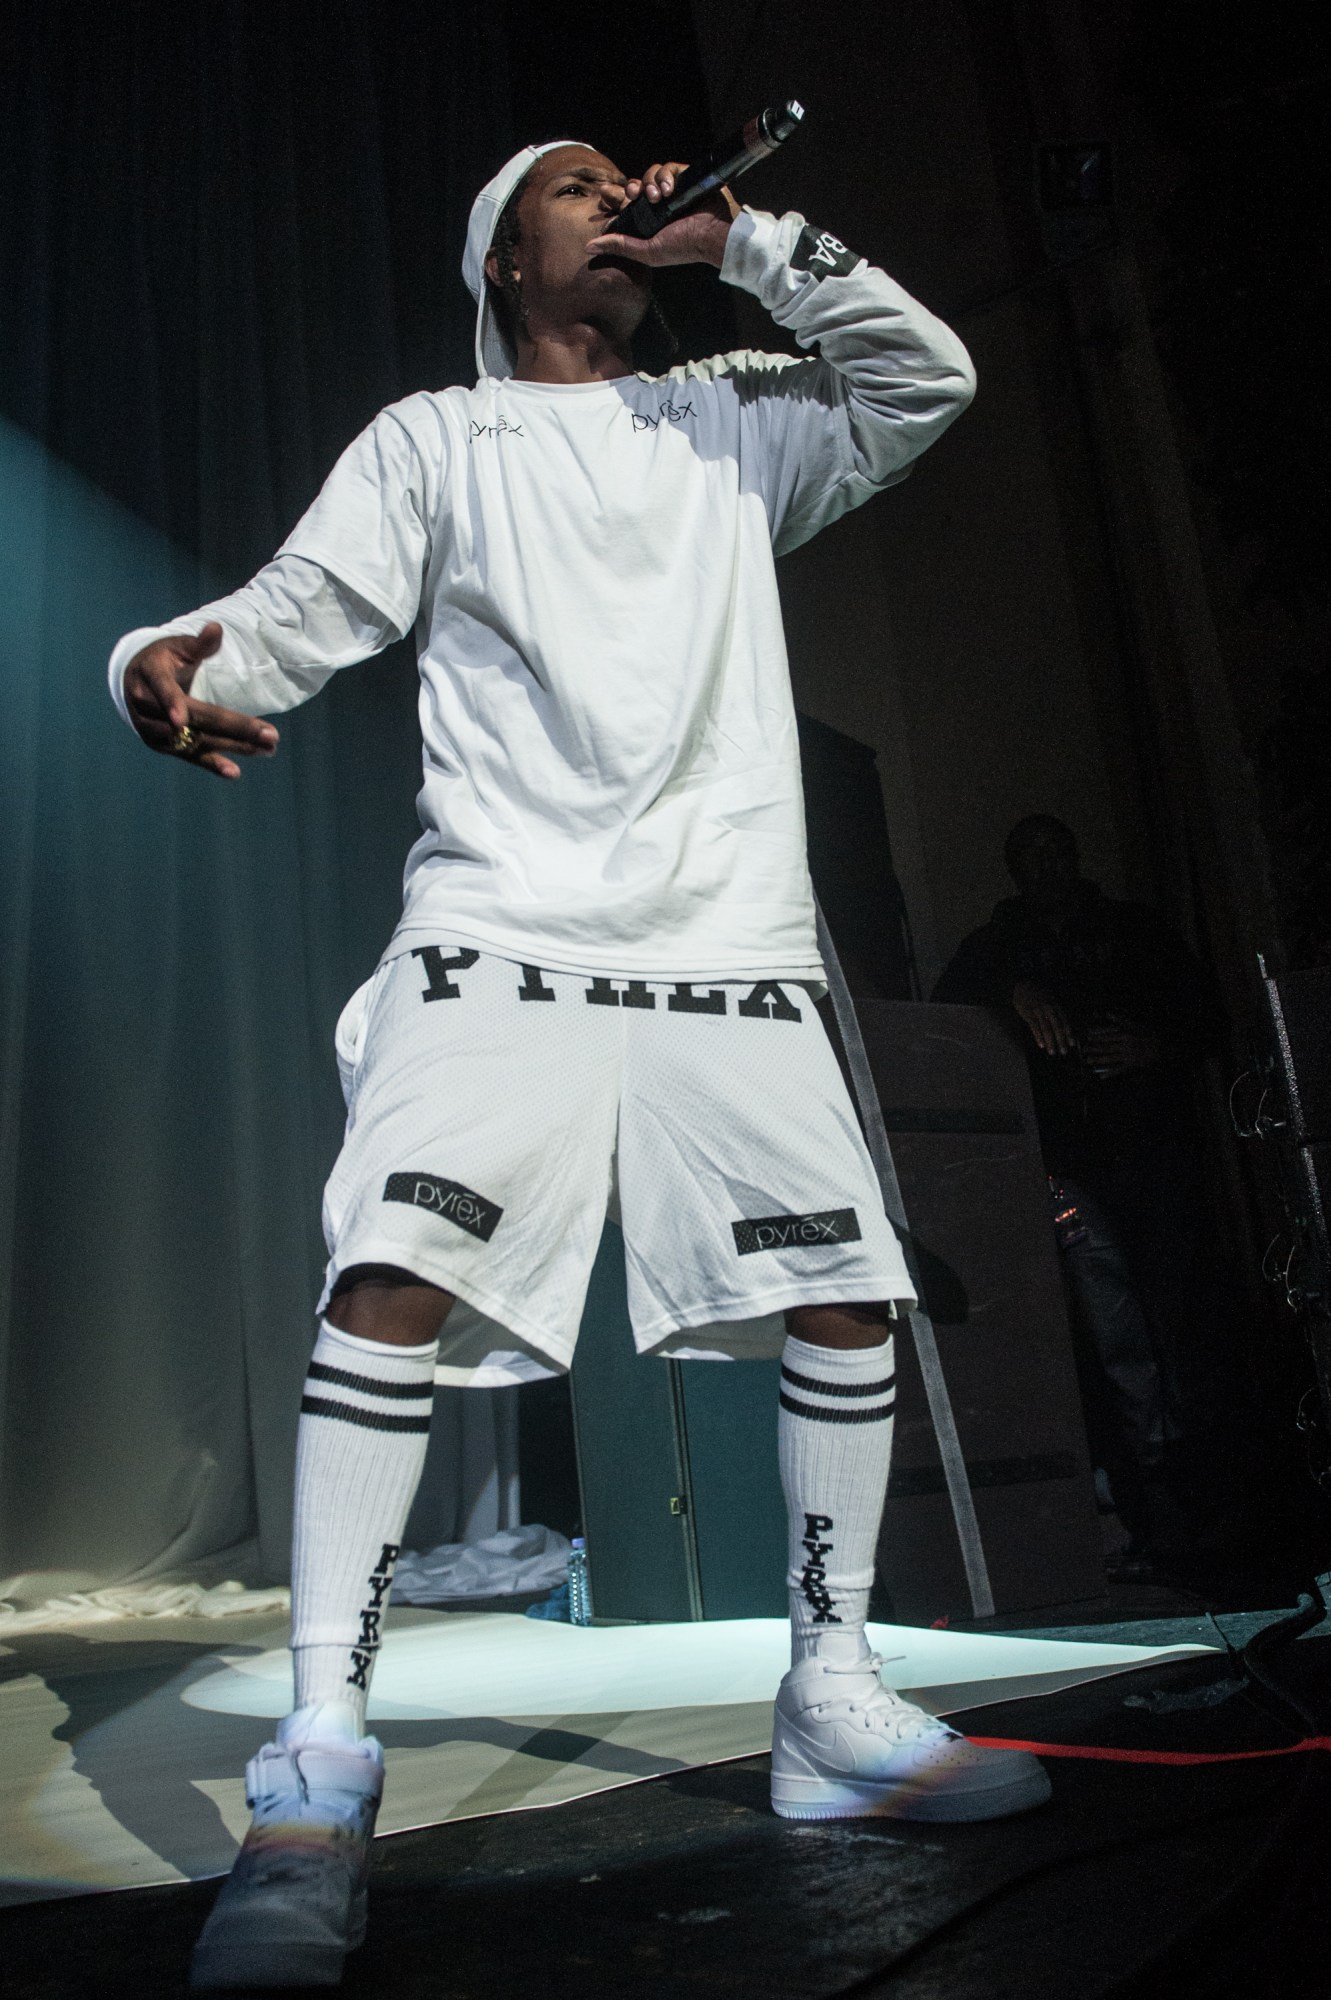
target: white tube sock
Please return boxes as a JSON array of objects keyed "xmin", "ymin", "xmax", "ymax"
[
  {"xmin": 778, "ymin": 1332, "xmax": 896, "ymax": 1664},
  {"xmin": 289, "ymin": 1320, "xmax": 438, "ymax": 1732}
]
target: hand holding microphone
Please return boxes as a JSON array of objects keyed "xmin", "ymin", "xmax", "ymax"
[
  {"xmin": 586, "ymin": 100, "xmax": 805, "ymax": 269},
  {"xmin": 587, "ymin": 163, "xmax": 737, "ymax": 269}
]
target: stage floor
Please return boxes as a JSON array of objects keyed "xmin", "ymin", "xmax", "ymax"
[{"xmin": 0, "ymin": 1607, "xmax": 1213, "ymax": 1908}]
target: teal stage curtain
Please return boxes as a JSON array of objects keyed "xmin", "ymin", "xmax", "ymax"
[
  {"xmin": 0, "ymin": 2, "xmax": 516, "ymax": 1593},
  {"xmin": 0, "ymin": 0, "xmax": 724, "ymax": 1600}
]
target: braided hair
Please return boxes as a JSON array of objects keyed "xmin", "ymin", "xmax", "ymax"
[
  {"xmin": 487, "ymin": 181, "xmax": 528, "ymax": 349},
  {"xmin": 484, "ymin": 161, "xmax": 679, "ymax": 376}
]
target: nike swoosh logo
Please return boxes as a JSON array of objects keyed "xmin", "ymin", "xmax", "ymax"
[{"xmin": 794, "ymin": 1722, "xmax": 859, "ymax": 1773}]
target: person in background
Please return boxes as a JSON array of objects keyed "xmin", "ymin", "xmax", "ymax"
[{"xmin": 932, "ymin": 815, "xmax": 1235, "ymax": 1572}]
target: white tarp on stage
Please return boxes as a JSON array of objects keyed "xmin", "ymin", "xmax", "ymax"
[
  {"xmin": 183, "ymin": 1612, "xmax": 1214, "ymax": 1723},
  {"xmin": 2, "ymin": 1607, "xmax": 1213, "ymax": 1907}
]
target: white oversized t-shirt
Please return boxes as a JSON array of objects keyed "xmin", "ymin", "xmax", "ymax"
[{"xmin": 110, "ymin": 209, "xmax": 975, "ymax": 980}]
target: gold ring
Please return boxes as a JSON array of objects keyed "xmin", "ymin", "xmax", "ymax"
[{"xmin": 170, "ymin": 725, "xmax": 199, "ymax": 757}]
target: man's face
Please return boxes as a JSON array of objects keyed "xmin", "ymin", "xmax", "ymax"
[
  {"xmin": 486, "ymin": 145, "xmax": 652, "ymax": 342},
  {"xmin": 1010, "ymin": 823, "xmax": 1080, "ymax": 907}
]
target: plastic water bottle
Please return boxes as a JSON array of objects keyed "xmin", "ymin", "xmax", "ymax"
[{"xmin": 566, "ymin": 1537, "xmax": 593, "ymax": 1626}]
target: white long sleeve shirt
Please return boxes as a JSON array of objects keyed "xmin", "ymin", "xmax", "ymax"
[{"xmin": 109, "ymin": 207, "xmax": 975, "ymax": 980}]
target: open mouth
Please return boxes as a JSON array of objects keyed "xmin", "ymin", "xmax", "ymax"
[{"xmin": 586, "ymin": 244, "xmax": 645, "ymax": 278}]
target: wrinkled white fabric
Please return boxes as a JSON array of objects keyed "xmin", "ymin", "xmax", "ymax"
[
  {"xmin": 390, "ymin": 1524, "xmax": 572, "ymax": 1604},
  {"xmin": 0, "ymin": 1577, "xmax": 290, "ymax": 1633}
]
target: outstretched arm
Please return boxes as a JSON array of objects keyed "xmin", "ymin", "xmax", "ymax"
[
  {"xmin": 110, "ymin": 556, "xmax": 405, "ymax": 781},
  {"xmin": 110, "ymin": 402, "xmax": 432, "ymax": 779}
]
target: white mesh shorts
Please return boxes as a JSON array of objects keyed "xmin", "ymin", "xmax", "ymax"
[{"xmin": 320, "ymin": 941, "xmax": 915, "ymax": 1386}]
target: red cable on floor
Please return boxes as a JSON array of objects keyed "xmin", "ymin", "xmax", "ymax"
[{"xmin": 967, "ymin": 1734, "xmax": 1331, "ymax": 1766}]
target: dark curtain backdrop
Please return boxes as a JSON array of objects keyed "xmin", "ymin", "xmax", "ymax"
[{"xmin": 0, "ymin": 0, "xmax": 727, "ymax": 1592}]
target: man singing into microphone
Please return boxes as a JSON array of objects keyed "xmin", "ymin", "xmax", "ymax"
[{"xmin": 110, "ymin": 141, "xmax": 1049, "ymax": 1989}]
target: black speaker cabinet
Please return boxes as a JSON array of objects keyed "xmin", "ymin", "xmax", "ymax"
[
  {"xmin": 856, "ymin": 1001, "xmax": 1103, "ymax": 1621},
  {"xmin": 569, "ymin": 1002, "xmax": 1104, "ymax": 1624}
]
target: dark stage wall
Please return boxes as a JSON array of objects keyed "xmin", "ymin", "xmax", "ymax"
[
  {"xmin": 687, "ymin": 0, "xmax": 1312, "ymax": 1040},
  {"xmin": 690, "ymin": 0, "xmax": 1156, "ymax": 990}
]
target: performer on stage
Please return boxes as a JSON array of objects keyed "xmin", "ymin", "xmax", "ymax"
[{"xmin": 110, "ymin": 141, "xmax": 1049, "ymax": 1989}]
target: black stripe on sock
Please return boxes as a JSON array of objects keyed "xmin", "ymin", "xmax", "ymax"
[
  {"xmin": 781, "ymin": 1365, "xmax": 896, "ymax": 1399},
  {"xmin": 307, "ymin": 1359, "xmax": 434, "ymax": 1402},
  {"xmin": 300, "ymin": 1395, "xmax": 432, "ymax": 1434},
  {"xmin": 779, "ymin": 1390, "xmax": 896, "ymax": 1425}
]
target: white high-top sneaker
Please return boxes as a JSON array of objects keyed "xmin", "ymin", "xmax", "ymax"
[
  {"xmin": 190, "ymin": 1703, "xmax": 385, "ymax": 1990},
  {"xmin": 772, "ymin": 1640, "xmax": 1052, "ymax": 1823}
]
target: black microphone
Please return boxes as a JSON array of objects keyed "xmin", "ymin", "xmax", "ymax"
[{"xmin": 603, "ymin": 100, "xmax": 805, "ymax": 240}]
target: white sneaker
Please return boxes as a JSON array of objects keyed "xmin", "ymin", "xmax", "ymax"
[
  {"xmin": 189, "ymin": 1703, "xmax": 385, "ymax": 1990},
  {"xmin": 771, "ymin": 1642, "xmax": 1052, "ymax": 1823}
]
